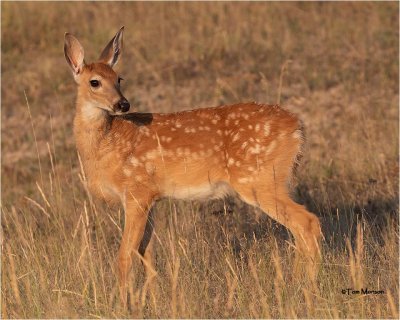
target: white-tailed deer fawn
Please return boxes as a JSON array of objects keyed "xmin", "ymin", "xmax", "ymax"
[{"xmin": 64, "ymin": 27, "xmax": 322, "ymax": 304}]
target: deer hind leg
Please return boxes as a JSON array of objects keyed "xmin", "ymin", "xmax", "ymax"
[
  {"xmin": 118, "ymin": 196, "xmax": 154, "ymax": 307},
  {"xmin": 232, "ymin": 183, "xmax": 321, "ymax": 261},
  {"xmin": 272, "ymin": 196, "xmax": 321, "ymax": 260}
]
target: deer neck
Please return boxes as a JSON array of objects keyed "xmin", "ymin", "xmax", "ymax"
[{"xmin": 73, "ymin": 95, "xmax": 112, "ymax": 162}]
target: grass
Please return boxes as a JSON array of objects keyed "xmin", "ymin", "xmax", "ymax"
[{"xmin": 1, "ymin": 2, "xmax": 399, "ymax": 318}]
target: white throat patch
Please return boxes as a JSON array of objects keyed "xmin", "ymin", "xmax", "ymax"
[{"xmin": 81, "ymin": 101, "xmax": 110, "ymax": 122}]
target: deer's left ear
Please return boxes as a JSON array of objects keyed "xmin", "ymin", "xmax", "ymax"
[{"xmin": 99, "ymin": 26, "xmax": 124, "ymax": 68}]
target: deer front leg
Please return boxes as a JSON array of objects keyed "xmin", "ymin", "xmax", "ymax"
[{"xmin": 118, "ymin": 194, "xmax": 154, "ymax": 307}]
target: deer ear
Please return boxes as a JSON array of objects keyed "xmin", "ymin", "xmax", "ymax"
[
  {"xmin": 64, "ymin": 33, "xmax": 85, "ymax": 77},
  {"xmin": 99, "ymin": 26, "xmax": 124, "ymax": 68}
]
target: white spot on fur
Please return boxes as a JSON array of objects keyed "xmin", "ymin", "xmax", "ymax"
[
  {"xmin": 227, "ymin": 158, "xmax": 235, "ymax": 167},
  {"xmin": 238, "ymin": 177, "xmax": 253, "ymax": 184},
  {"xmin": 145, "ymin": 162, "xmax": 155, "ymax": 174},
  {"xmin": 249, "ymin": 144, "xmax": 262, "ymax": 154},
  {"xmin": 278, "ymin": 132, "xmax": 286, "ymax": 140},
  {"xmin": 255, "ymin": 124, "xmax": 260, "ymax": 132},
  {"xmin": 123, "ymin": 168, "xmax": 132, "ymax": 177},
  {"xmin": 292, "ymin": 130, "xmax": 302, "ymax": 139},
  {"xmin": 232, "ymin": 133, "xmax": 240, "ymax": 142},
  {"xmin": 264, "ymin": 123, "xmax": 270, "ymax": 136},
  {"xmin": 130, "ymin": 157, "xmax": 140, "ymax": 167},
  {"xmin": 265, "ymin": 141, "xmax": 276, "ymax": 155},
  {"xmin": 145, "ymin": 150, "xmax": 158, "ymax": 160}
]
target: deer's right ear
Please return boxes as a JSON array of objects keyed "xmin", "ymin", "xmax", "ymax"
[{"xmin": 64, "ymin": 33, "xmax": 85, "ymax": 79}]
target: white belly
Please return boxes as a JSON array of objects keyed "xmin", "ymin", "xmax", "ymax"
[{"xmin": 165, "ymin": 181, "xmax": 234, "ymax": 200}]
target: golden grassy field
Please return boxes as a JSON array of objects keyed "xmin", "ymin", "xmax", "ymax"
[{"xmin": 1, "ymin": 2, "xmax": 399, "ymax": 318}]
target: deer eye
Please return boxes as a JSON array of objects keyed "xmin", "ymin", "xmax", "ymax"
[
  {"xmin": 90, "ymin": 80, "xmax": 100, "ymax": 88},
  {"xmin": 118, "ymin": 77, "xmax": 123, "ymax": 84}
]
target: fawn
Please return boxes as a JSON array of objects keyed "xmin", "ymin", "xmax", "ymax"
[{"xmin": 64, "ymin": 27, "xmax": 322, "ymax": 304}]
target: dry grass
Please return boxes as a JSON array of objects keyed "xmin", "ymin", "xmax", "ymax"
[{"xmin": 1, "ymin": 2, "xmax": 399, "ymax": 318}]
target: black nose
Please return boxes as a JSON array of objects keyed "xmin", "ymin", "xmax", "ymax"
[{"xmin": 118, "ymin": 98, "xmax": 130, "ymax": 113}]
